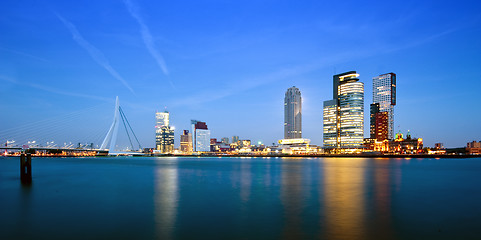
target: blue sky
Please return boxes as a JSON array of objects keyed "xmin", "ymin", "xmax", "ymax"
[{"xmin": 1, "ymin": 0, "xmax": 480, "ymax": 148}]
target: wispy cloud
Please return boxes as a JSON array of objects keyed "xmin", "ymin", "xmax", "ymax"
[
  {"xmin": 0, "ymin": 75, "xmax": 17, "ymax": 83},
  {"xmin": 56, "ymin": 14, "xmax": 135, "ymax": 95},
  {"xmin": 170, "ymin": 62, "xmax": 322, "ymax": 107},
  {"xmin": 123, "ymin": 0, "xmax": 174, "ymax": 88},
  {"xmin": 171, "ymin": 27, "xmax": 459, "ymax": 108},
  {"xmin": 0, "ymin": 47, "xmax": 50, "ymax": 62},
  {"xmin": 0, "ymin": 75, "xmax": 111, "ymax": 102}
]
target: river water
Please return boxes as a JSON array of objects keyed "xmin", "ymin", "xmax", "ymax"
[{"xmin": 1, "ymin": 156, "xmax": 481, "ymax": 239}]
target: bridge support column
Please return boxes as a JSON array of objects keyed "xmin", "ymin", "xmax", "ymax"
[{"xmin": 20, "ymin": 153, "xmax": 32, "ymax": 184}]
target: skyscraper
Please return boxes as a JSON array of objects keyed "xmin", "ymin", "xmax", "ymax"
[
  {"xmin": 323, "ymin": 71, "xmax": 364, "ymax": 149},
  {"xmin": 155, "ymin": 111, "xmax": 174, "ymax": 153},
  {"xmin": 372, "ymin": 73, "xmax": 396, "ymax": 139},
  {"xmin": 370, "ymin": 103, "xmax": 389, "ymax": 141},
  {"xmin": 231, "ymin": 136, "xmax": 239, "ymax": 145},
  {"xmin": 284, "ymin": 86, "xmax": 302, "ymax": 139},
  {"xmin": 156, "ymin": 111, "xmax": 169, "ymax": 128},
  {"xmin": 191, "ymin": 120, "xmax": 211, "ymax": 152}
]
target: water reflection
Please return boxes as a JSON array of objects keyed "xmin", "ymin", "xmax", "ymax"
[
  {"xmin": 154, "ymin": 159, "xmax": 179, "ymax": 239},
  {"xmin": 373, "ymin": 159, "xmax": 392, "ymax": 234},
  {"xmin": 323, "ymin": 158, "xmax": 367, "ymax": 240},
  {"xmin": 281, "ymin": 158, "xmax": 305, "ymax": 239},
  {"xmin": 240, "ymin": 160, "xmax": 252, "ymax": 203}
]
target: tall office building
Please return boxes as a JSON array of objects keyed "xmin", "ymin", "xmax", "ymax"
[
  {"xmin": 284, "ymin": 86, "xmax": 302, "ymax": 139},
  {"xmin": 231, "ymin": 136, "xmax": 239, "ymax": 145},
  {"xmin": 221, "ymin": 137, "xmax": 229, "ymax": 145},
  {"xmin": 180, "ymin": 130, "xmax": 192, "ymax": 153},
  {"xmin": 191, "ymin": 120, "xmax": 211, "ymax": 152},
  {"xmin": 323, "ymin": 71, "xmax": 364, "ymax": 149},
  {"xmin": 156, "ymin": 111, "xmax": 169, "ymax": 128},
  {"xmin": 323, "ymin": 99, "xmax": 338, "ymax": 148},
  {"xmin": 370, "ymin": 103, "xmax": 389, "ymax": 141},
  {"xmin": 372, "ymin": 73, "xmax": 396, "ymax": 139},
  {"xmin": 155, "ymin": 111, "xmax": 174, "ymax": 153}
]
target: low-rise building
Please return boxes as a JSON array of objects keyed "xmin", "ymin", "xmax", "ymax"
[
  {"xmin": 278, "ymin": 138, "xmax": 318, "ymax": 154},
  {"xmin": 364, "ymin": 131, "xmax": 423, "ymax": 154},
  {"xmin": 467, "ymin": 141, "xmax": 481, "ymax": 155}
]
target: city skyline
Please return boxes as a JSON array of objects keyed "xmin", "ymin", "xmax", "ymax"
[{"xmin": 1, "ymin": 0, "xmax": 481, "ymax": 148}]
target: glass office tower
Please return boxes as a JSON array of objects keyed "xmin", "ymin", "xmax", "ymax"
[
  {"xmin": 323, "ymin": 71, "xmax": 364, "ymax": 149},
  {"xmin": 155, "ymin": 111, "xmax": 174, "ymax": 153},
  {"xmin": 191, "ymin": 120, "xmax": 210, "ymax": 152},
  {"xmin": 338, "ymin": 80, "xmax": 364, "ymax": 148},
  {"xmin": 323, "ymin": 99, "xmax": 338, "ymax": 148},
  {"xmin": 372, "ymin": 73, "xmax": 396, "ymax": 140}
]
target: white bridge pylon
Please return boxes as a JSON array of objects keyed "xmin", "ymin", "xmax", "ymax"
[
  {"xmin": 100, "ymin": 96, "xmax": 120, "ymax": 151},
  {"xmin": 100, "ymin": 97, "xmax": 142, "ymax": 154}
]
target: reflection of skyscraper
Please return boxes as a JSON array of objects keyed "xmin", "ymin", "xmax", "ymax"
[
  {"xmin": 191, "ymin": 120, "xmax": 210, "ymax": 152},
  {"xmin": 284, "ymin": 86, "xmax": 302, "ymax": 139},
  {"xmin": 373, "ymin": 160, "xmax": 393, "ymax": 238},
  {"xmin": 372, "ymin": 73, "xmax": 396, "ymax": 139},
  {"xmin": 156, "ymin": 111, "xmax": 174, "ymax": 153},
  {"xmin": 323, "ymin": 158, "xmax": 366, "ymax": 239},
  {"xmin": 154, "ymin": 166, "xmax": 178, "ymax": 239},
  {"xmin": 323, "ymin": 71, "xmax": 364, "ymax": 149},
  {"xmin": 180, "ymin": 130, "xmax": 192, "ymax": 153},
  {"xmin": 281, "ymin": 158, "xmax": 304, "ymax": 239}
]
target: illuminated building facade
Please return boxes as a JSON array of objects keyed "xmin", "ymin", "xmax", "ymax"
[
  {"xmin": 180, "ymin": 130, "xmax": 192, "ymax": 153},
  {"xmin": 370, "ymin": 103, "xmax": 389, "ymax": 141},
  {"xmin": 156, "ymin": 111, "xmax": 169, "ymax": 128},
  {"xmin": 467, "ymin": 141, "xmax": 481, "ymax": 155},
  {"xmin": 191, "ymin": 120, "xmax": 210, "ymax": 152},
  {"xmin": 277, "ymin": 138, "xmax": 318, "ymax": 154},
  {"xmin": 389, "ymin": 131, "xmax": 423, "ymax": 154},
  {"xmin": 158, "ymin": 127, "xmax": 174, "ymax": 153},
  {"xmin": 155, "ymin": 111, "xmax": 174, "ymax": 153},
  {"xmin": 372, "ymin": 73, "xmax": 396, "ymax": 139},
  {"xmin": 284, "ymin": 86, "xmax": 302, "ymax": 139},
  {"xmin": 241, "ymin": 140, "xmax": 251, "ymax": 148},
  {"xmin": 323, "ymin": 100, "xmax": 338, "ymax": 148},
  {"xmin": 323, "ymin": 71, "xmax": 364, "ymax": 150},
  {"xmin": 434, "ymin": 143, "xmax": 445, "ymax": 149},
  {"xmin": 365, "ymin": 131, "xmax": 423, "ymax": 153}
]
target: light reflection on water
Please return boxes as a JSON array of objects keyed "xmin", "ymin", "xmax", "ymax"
[
  {"xmin": 323, "ymin": 158, "xmax": 367, "ymax": 240},
  {"xmin": 154, "ymin": 158, "xmax": 178, "ymax": 239},
  {"xmin": 2, "ymin": 157, "xmax": 481, "ymax": 239},
  {"xmin": 281, "ymin": 159, "xmax": 304, "ymax": 239}
]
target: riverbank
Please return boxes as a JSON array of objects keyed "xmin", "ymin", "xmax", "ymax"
[{"xmin": 2, "ymin": 153, "xmax": 478, "ymax": 158}]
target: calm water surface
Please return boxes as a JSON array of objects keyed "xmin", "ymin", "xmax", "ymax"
[{"xmin": 1, "ymin": 156, "xmax": 481, "ymax": 239}]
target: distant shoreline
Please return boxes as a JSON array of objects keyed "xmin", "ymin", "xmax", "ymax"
[
  {"xmin": 149, "ymin": 154, "xmax": 480, "ymax": 159},
  {"xmin": 3, "ymin": 154, "xmax": 478, "ymax": 159}
]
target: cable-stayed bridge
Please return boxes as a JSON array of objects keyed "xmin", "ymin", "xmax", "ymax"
[{"xmin": 1, "ymin": 97, "xmax": 144, "ymax": 156}]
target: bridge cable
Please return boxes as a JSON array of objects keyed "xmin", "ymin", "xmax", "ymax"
[
  {"xmin": 118, "ymin": 107, "xmax": 135, "ymax": 151},
  {"xmin": 119, "ymin": 107, "xmax": 142, "ymax": 150}
]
